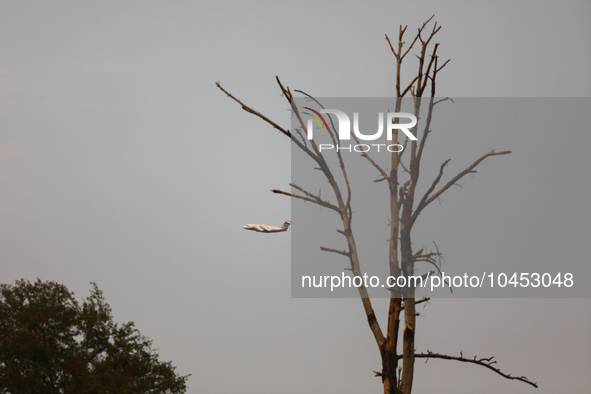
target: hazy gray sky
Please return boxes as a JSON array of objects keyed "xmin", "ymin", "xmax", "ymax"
[{"xmin": 1, "ymin": 1, "xmax": 590, "ymax": 393}]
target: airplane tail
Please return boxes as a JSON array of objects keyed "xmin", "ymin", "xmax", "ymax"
[{"xmin": 281, "ymin": 221, "xmax": 292, "ymax": 229}]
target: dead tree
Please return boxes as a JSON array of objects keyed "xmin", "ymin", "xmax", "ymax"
[{"xmin": 217, "ymin": 16, "xmax": 536, "ymax": 394}]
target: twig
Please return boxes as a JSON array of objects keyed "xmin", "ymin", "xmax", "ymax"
[{"xmin": 320, "ymin": 246, "xmax": 350, "ymax": 257}]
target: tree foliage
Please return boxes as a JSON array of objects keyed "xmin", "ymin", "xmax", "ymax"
[{"xmin": 0, "ymin": 279, "xmax": 189, "ymax": 394}]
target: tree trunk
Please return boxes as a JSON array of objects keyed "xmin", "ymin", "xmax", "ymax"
[
  {"xmin": 400, "ymin": 297, "xmax": 415, "ymax": 394},
  {"xmin": 383, "ymin": 296, "xmax": 402, "ymax": 393}
]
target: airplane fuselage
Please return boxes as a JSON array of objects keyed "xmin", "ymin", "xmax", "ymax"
[{"xmin": 242, "ymin": 221, "xmax": 291, "ymax": 233}]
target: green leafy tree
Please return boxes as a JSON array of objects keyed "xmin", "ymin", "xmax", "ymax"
[{"xmin": 0, "ymin": 279, "xmax": 189, "ymax": 394}]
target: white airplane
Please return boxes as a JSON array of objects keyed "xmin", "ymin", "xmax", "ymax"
[{"xmin": 242, "ymin": 221, "xmax": 291, "ymax": 233}]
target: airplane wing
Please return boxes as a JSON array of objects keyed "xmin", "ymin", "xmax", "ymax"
[{"xmin": 259, "ymin": 225, "xmax": 271, "ymax": 232}]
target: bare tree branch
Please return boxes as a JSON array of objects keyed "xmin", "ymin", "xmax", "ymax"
[
  {"xmin": 413, "ymin": 159, "xmax": 451, "ymax": 218},
  {"xmin": 411, "ymin": 150, "xmax": 511, "ymax": 226},
  {"xmin": 352, "ymin": 133, "xmax": 390, "ymax": 184},
  {"xmin": 400, "ymin": 160, "xmax": 411, "ymax": 175},
  {"xmin": 294, "ymin": 88, "xmax": 354, "ymax": 211},
  {"xmin": 399, "ymin": 297, "xmax": 430, "ymax": 311},
  {"xmin": 320, "ymin": 246, "xmax": 350, "ymax": 257},
  {"xmin": 216, "ymin": 82, "xmax": 291, "ymax": 138},
  {"xmin": 413, "ymin": 351, "xmax": 538, "ymax": 388},
  {"xmin": 216, "ymin": 80, "xmax": 320, "ymax": 167},
  {"xmin": 272, "ymin": 79, "xmax": 386, "ymax": 352},
  {"xmin": 436, "ymin": 58, "xmax": 451, "ymax": 73},
  {"xmin": 401, "ymin": 76, "xmax": 419, "ymax": 97},
  {"xmin": 271, "ymin": 185, "xmax": 339, "ymax": 212}
]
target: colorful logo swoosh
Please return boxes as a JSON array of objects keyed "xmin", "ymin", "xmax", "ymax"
[{"xmin": 303, "ymin": 107, "xmax": 329, "ymax": 130}]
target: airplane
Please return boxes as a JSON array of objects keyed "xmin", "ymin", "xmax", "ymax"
[{"xmin": 242, "ymin": 221, "xmax": 291, "ymax": 233}]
